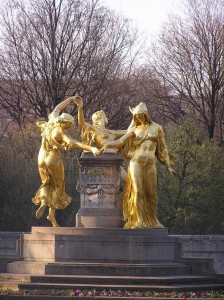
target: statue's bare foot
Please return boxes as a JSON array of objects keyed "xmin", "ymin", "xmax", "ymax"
[
  {"xmin": 36, "ymin": 203, "xmax": 46, "ymax": 219},
  {"xmin": 47, "ymin": 215, "xmax": 60, "ymax": 227}
]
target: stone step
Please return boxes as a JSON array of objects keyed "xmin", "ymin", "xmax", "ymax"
[
  {"xmin": 45, "ymin": 262, "xmax": 191, "ymax": 276},
  {"xmin": 0, "ymin": 257, "xmax": 21, "ymax": 273},
  {"xmin": 0, "ymin": 273, "xmax": 215, "ymax": 285},
  {"xmin": 0, "ymin": 281, "xmax": 21, "ymax": 290},
  {"xmin": 6, "ymin": 261, "xmax": 191, "ymax": 276},
  {"xmin": 0, "ymin": 273, "xmax": 223, "ymax": 294},
  {"xmin": 17, "ymin": 282, "xmax": 224, "ymax": 292},
  {"xmin": 0, "ymin": 273, "xmax": 30, "ymax": 290},
  {"xmin": 32, "ymin": 274, "xmax": 216, "ymax": 285},
  {"xmin": 0, "ymin": 272, "xmax": 221, "ymax": 292},
  {"xmin": 6, "ymin": 262, "xmax": 47, "ymax": 275},
  {"xmin": 0, "ymin": 273, "xmax": 30, "ymax": 282}
]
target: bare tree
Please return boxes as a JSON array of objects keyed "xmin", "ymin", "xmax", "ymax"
[
  {"xmin": 0, "ymin": 0, "xmax": 142, "ymax": 127},
  {"xmin": 130, "ymin": 66, "xmax": 186, "ymax": 127},
  {"xmin": 149, "ymin": 0, "xmax": 224, "ymax": 141}
]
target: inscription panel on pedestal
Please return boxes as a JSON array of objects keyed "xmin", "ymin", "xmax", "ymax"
[
  {"xmin": 76, "ymin": 153, "xmax": 123, "ymax": 227},
  {"xmin": 78, "ymin": 166, "xmax": 120, "ymax": 209}
]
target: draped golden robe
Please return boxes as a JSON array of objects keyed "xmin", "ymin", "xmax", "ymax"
[
  {"xmin": 32, "ymin": 122, "xmax": 71, "ymax": 210},
  {"xmin": 122, "ymin": 122, "xmax": 172, "ymax": 229}
]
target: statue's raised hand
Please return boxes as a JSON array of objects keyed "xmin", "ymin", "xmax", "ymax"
[{"xmin": 73, "ymin": 96, "xmax": 83, "ymax": 107}]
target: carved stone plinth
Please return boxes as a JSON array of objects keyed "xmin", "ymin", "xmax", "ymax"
[
  {"xmin": 76, "ymin": 152, "xmax": 124, "ymax": 228},
  {"xmin": 17, "ymin": 227, "xmax": 177, "ymax": 263}
]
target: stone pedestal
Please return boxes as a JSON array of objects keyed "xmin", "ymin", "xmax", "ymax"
[
  {"xmin": 5, "ymin": 228, "xmax": 221, "ymax": 291},
  {"xmin": 76, "ymin": 152, "xmax": 123, "ymax": 228},
  {"xmin": 19, "ymin": 227, "xmax": 178, "ymax": 263}
]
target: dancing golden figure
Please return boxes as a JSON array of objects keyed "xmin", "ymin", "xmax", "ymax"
[
  {"xmin": 74, "ymin": 96, "xmax": 127, "ymax": 148},
  {"xmin": 32, "ymin": 97, "xmax": 100, "ymax": 227},
  {"xmin": 74, "ymin": 96, "xmax": 127, "ymax": 184},
  {"xmin": 101, "ymin": 102, "xmax": 176, "ymax": 229}
]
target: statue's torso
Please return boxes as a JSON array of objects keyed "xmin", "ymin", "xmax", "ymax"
[
  {"xmin": 131, "ymin": 123, "xmax": 159, "ymax": 164},
  {"xmin": 91, "ymin": 126, "xmax": 117, "ymax": 152}
]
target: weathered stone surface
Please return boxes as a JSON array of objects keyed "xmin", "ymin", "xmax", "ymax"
[
  {"xmin": 0, "ymin": 232, "xmax": 22, "ymax": 272},
  {"xmin": 0, "ymin": 232, "xmax": 22, "ymax": 258},
  {"xmin": 21, "ymin": 228, "xmax": 177, "ymax": 263},
  {"xmin": 3, "ymin": 229, "xmax": 224, "ymax": 292},
  {"xmin": 76, "ymin": 152, "xmax": 124, "ymax": 228},
  {"xmin": 1, "ymin": 231, "xmax": 224, "ymax": 274},
  {"xmin": 31, "ymin": 227, "xmax": 168, "ymax": 236},
  {"xmin": 174, "ymin": 235, "xmax": 224, "ymax": 273}
]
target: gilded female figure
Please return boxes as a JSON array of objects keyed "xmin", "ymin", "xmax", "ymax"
[
  {"xmin": 32, "ymin": 97, "xmax": 100, "ymax": 227},
  {"xmin": 101, "ymin": 102, "xmax": 176, "ymax": 229}
]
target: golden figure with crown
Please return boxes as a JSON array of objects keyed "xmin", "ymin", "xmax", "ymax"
[{"xmin": 101, "ymin": 102, "xmax": 176, "ymax": 229}]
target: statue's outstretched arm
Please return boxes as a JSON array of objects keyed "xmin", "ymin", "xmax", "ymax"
[
  {"xmin": 74, "ymin": 96, "xmax": 96, "ymax": 142},
  {"xmin": 127, "ymin": 119, "xmax": 135, "ymax": 130},
  {"xmin": 100, "ymin": 130, "xmax": 134, "ymax": 153},
  {"xmin": 73, "ymin": 96, "xmax": 89, "ymax": 129},
  {"xmin": 75, "ymin": 141, "xmax": 100, "ymax": 156},
  {"xmin": 109, "ymin": 129, "xmax": 127, "ymax": 137},
  {"xmin": 157, "ymin": 126, "xmax": 177, "ymax": 176},
  {"xmin": 50, "ymin": 97, "xmax": 76, "ymax": 120},
  {"xmin": 62, "ymin": 133, "xmax": 100, "ymax": 156}
]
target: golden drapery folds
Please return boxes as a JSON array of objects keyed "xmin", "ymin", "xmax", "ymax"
[
  {"xmin": 33, "ymin": 97, "xmax": 100, "ymax": 227},
  {"xmin": 32, "ymin": 120, "xmax": 73, "ymax": 215},
  {"xmin": 101, "ymin": 102, "xmax": 176, "ymax": 229}
]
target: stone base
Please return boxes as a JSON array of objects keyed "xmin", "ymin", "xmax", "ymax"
[
  {"xmin": 174, "ymin": 235, "xmax": 224, "ymax": 273},
  {"xmin": 76, "ymin": 152, "xmax": 124, "ymax": 228},
  {"xmin": 5, "ymin": 227, "xmax": 221, "ymax": 293},
  {"xmin": 76, "ymin": 208, "xmax": 122, "ymax": 228},
  {"xmin": 21, "ymin": 227, "xmax": 178, "ymax": 263}
]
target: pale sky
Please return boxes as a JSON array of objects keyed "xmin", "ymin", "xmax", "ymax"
[{"xmin": 101, "ymin": 0, "xmax": 183, "ymax": 42}]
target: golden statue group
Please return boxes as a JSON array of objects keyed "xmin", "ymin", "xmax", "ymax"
[{"xmin": 32, "ymin": 96, "xmax": 176, "ymax": 228}]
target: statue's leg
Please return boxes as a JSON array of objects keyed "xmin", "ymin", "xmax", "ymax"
[
  {"xmin": 36, "ymin": 198, "xmax": 46, "ymax": 219},
  {"xmin": 47, "ymin": 207, "xmax": 60, "ymax": 227},
  {"xmin": 144, "ymin": 164, "xmax": 163, "ymax": 228},
  {"xmin": 126, "ymin": 161, "xmax": 143, "ymax": 228}
]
